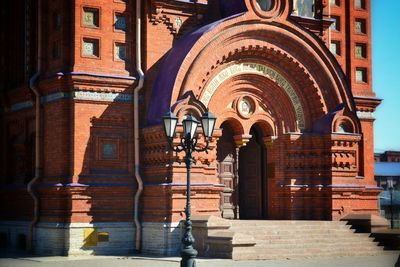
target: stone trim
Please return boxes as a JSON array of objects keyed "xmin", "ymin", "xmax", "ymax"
[
  {"xmin": 73, "ymin": 90, "xmax": 132, "ymax": 102},
  {"xmin": 3, "ymin": 90, "xmax": 133, "ymax": 113},
  {"xmin": 40, "ymin": 92, "xmax": 70, "ymax": 104},
  {"xmin": 356, "ymin": 110, "xmax": 375, "ymax": 120},
  {"xmin": 10, "ymin": 100, "xmax": 34, "ymax": 112}
]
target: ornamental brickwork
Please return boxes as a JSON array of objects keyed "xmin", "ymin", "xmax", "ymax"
[{"xmin": 0, "ymin": 0, "xmax": 380, "ymax": 256}]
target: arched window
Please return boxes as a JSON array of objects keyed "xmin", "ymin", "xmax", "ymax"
[
  {"xmin": 335, "ymin": 121, "xmax": 354, "ymax": 133},
  {"xmin": 292, "ymin": 0, "xmax": 315, "ymax": 18}
]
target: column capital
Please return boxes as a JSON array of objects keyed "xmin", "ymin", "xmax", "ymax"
[
  {"xmin": 233, "ymin": 134, "xmax": 252, "ymax": 148},
  {"xmin": 263, "ymin": 136, "xmax": 277, "ymax": 147}
]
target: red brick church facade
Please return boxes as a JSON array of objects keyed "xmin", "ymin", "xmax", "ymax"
[{"xmin": 0, "ymin": 0, "xmax": 381, "ymax": 256}]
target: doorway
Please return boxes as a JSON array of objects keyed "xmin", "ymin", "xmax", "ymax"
[
  {"xmin": 217, "ymin": 123, "xmax": 267, "ymax": 220},
  {"xmin": 239, "ymin": 126, "xmax": 266, "ymax": 219}
]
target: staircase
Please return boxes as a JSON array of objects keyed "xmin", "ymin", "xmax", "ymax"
[
  {"xmin": 341, "ymin": 214, "xmax": 400, "ymax": 250},
  {"xmin": 192, "ymin": 216, "xmax": 385, "ymax": 260}
]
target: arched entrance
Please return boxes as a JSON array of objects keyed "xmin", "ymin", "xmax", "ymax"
[
  {"xmin": 145, "ymin": 0, "xmax": 372, "ymax": 224},
  {"xmin": 239, "ymin": 126, "xmax": 266, "ymax": 219},
  {"xmin": 217, "ymin": 123, "xmax": 267, "ymax": 220}
]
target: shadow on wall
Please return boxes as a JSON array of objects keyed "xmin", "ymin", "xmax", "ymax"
[
  {"xmin": 74, "ymin": 77, "xmax": 136, "ymax": 254},
  {"xmin": 0, "ymin": 0, "xmax": 248, "ymax": 256},
  {"xmin": 71, "ymin": 2, "xmax": 138, "ymax": 256},
  {"xmin": 0, "ymin": 119, "xmax": 35, "ymax": 253}
]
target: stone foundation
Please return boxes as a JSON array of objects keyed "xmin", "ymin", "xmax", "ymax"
[
  {"xmin": 0, "ymin": 221, "xmax": 30, "ymax": 250},
  {"xmin": 141, "ymin": 222, "xmax": 182, "ymax": 256},
  {"xmin": 33, "ymin": 222, "xmax": 135, "ymax": 255}
]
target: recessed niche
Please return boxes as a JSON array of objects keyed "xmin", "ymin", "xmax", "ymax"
[
  {"xmin": 293, "ymin": 0, "xmax": 314, "ymax": 18},
  {"xmin": 355, "ymin": 0, "xmax": 366, "ymax": 10},
  {"xmin": 115, "ymin": 13, "xmax": 126, "ymax": 31},
  {"xmin": 330, "ymin": 16, "xmax": 340, "ymax": 31},
  {"xmin": 83, "ymin": 7, "xmax": 99, "ymax": 28},
  {"xmin": 355, "ymin": 43, "xmax": 367, "ymax": 59},
  {"xmin": 256, "ymin": 0, "xmax": 273, "ymax": 11},
  {"xmin": 330, "ymin": 41, "xmax": 341, "ymax": 56},
  {"xmin": 101, "ymin": 143, "xmax": 117, "ymax": 160},
  {"xmin": 355, "ymin": 68, "xmax": 367, "ymax": 83},
  {"xmin": 355, "ymin": 18, "xmax": 366, "ymax": 34},
  {"xmin": 82, "ymin": 38, "xmax": 99, "ymax": 57},
  {"xmin": 114, "ymin": 43, "xmax": 126, "ymax": 61}
]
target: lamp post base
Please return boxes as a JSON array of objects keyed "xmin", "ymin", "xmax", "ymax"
[
  {"xmin": 180, "ymin": 222, "xmax": 198, "ymax": 267},
  {"xmin": 180, "ymin": 260, "xmax": 196, "ymax": 267},
  {"xmin": 180, "ymin": 249, "xmax": 198, "ymax": 267}
]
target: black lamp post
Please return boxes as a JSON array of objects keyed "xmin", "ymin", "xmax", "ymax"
[
  {"xmin": 388, "ymin": 178, "xmax": 394, "ymax": 229},
  {"xmin": 162, "ymin": 110, "xmax": 216, "ymax": 267}
]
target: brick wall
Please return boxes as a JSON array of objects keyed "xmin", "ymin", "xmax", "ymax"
[{"xmin": 0, "ymin": 0, "xmax": 381, "ymax": 255}]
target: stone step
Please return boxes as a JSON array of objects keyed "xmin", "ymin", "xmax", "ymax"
[
  {"xmin": 193, "ymin": 217, "xmax": 386, "ymax": 260},
  {"xmin": 230, "ymin": 225, "xmax": 353, "ymax": 230},
  {"xmin": 252, "ymin": 242, "xmax": 382, "ymax": 250},
  {"xmin": 237, "ymin": 233, "xmax": 372, "ymax": 240},
  {"xmin": 254, "ymin": 238, "xmax": 378, "ymax": 246},
  {"xmin": 229, "ymin": 227, "xmax": 354, "ymax": 233},
  {"xmin": 228, "ymin": 220, "xmax": 350, "ymax": 225},
  {"xmin": 230, "ymin": 226, "xmax": 355, "ymax": 232},
  {"xmin": 230, "ymin": 231, "xmax": 358, "ymax": 236},
  {"xmin": 250, "ymin": 245, "xmax": 382, "ymax": 253},
  {"xmin": 230, "ymin": 229, "xmax": 358, "ymax": 235},
  {"xmin": 231, "ymin": 249, "xmax": 385, "ymax": 261},
  {"xmin": 234, "ymin": 245, "xmax": 382, "ymax": 255}
]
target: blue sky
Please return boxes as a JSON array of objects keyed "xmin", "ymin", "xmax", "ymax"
[{"xmin": 372, "ymin": 0, "xmax": 400, "ymax": 152}]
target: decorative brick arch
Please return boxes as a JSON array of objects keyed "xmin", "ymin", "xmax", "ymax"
[
  {"xmin": 149, "ymin": 0, "xmax": 359, "ymax": 133},
  {"xmin": 208, "ymin": 73, "xmax": 289, "ymax": 135},
  {"xmin": 142, "ymin": 0, "xmax": 379, "ymax": 224}
]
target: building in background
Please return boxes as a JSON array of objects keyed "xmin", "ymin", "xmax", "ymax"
[
  {"xmin": 0, "ymin": 0, "xmax": 382, "ymax": 256},
  {"xmin": 375, "ymin": 152, "xmax": 400, "ymax": 228},
  {"xmin": 375, "ymin": 151, "xmax": 400, "ymax": 162}
]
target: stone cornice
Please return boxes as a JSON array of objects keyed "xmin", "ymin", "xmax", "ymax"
[{"xmin": 353, "ymin": 95, "xmax": 382, "ymax": 112}]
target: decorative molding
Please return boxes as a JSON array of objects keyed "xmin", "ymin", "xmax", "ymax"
[
  {"xmin": 356, "ymin": 111, "xmax": 375, "ymax": 120},
  {"xmin": 201, "ymin": 62, "xmax": 306, "ymax": 129},
  {"xmin": 149, "ymin": 13, "xmax": 202, "ymax": 37},
  {"xmin": 34, "ymin": 182, "xmax": 135, "ymax": 187},
  {"xmin": 150, "ymin": 12, "xmax": 180, "ymax": 35},
  {"xmin": 233, "ymin": 134, "xmax": 252, "ymax": 147},
  {"xmin": 10, "ymin": 101, "xmax": 34, "ymax": 112},
  {"xmin": 172, "ymin": 91, "xmax": 207, "ymax": 121},
  {"xmin": 4, "ymin": 90, "xmax": 133, "ymax": 113},
  {"xmin": 144, "ymin": 183, "xmax": 224, "ymax": 187},
  {"xmin": 281, "ymin": 184, "xmax": 371, "ymax": 189},
  {"xmin": 354, "ymin": 95, "xmax": 381, "ymax": 114},
  {"xmin": 73, "ymin": 90, "xmax": 132, "ymax": 102},
  {"xmin": 41, "ymin": 92, "xmax": 70, "ymax": 104},
  {"xmin": 149, "ymin": 0, "xmax": 207, "ymax": 36},
  {"xmin": 236, "ymin": 96, "xmax": 255, "ymax": 119},
  {"xmin": 68, "ymin": 72, "xmax": 136, "ymax": 80}
]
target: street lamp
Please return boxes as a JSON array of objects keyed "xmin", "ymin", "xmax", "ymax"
[
  {"xmin": 162, "ymin": 110, "xmax": 216, "ymax": 267},
  {"xmin": 387, "ymin": 178, "xmax": 394, "ymax": 229}
]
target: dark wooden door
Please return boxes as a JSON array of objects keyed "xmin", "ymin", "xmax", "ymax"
[
  {"xmin": 239, "ymin": 135, "xmax": 262, "ymax": 219},
  {"xmin": 217, "ymin": 126, "xmax": 237, "ymax": 219}
]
